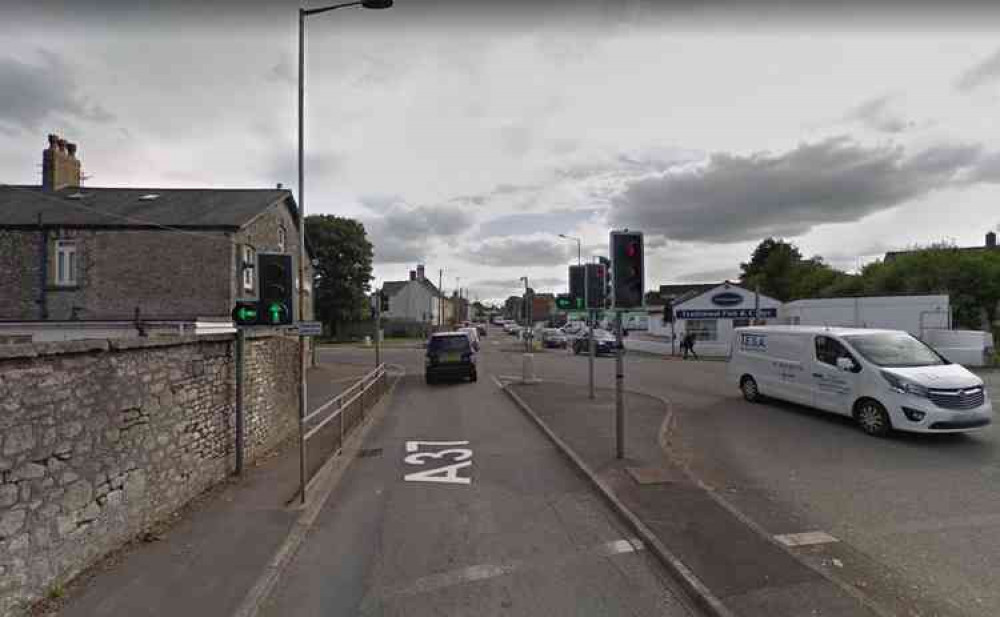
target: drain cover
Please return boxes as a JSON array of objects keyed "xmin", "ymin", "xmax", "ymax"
[
  {"xmin": 357, "ymin": 448, "xmax": 383, "ymax": 458},
  {"xmin": 626, "ymin": 467, "xmax": 675, "ymax": 485}
]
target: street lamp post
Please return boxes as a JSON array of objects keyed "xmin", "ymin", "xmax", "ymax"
[
  {"xmin": 297, "ymin": 0, "xmax": 392, "ymax": 505},
  {"xmin": 560, "ymin": 234, "xmax": 594, "ymax": 399}
]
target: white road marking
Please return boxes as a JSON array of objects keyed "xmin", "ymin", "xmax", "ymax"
[
  {"xmin": 774, "ymin": 531, "xmax": 839, "ymax": 547},
  {"xmin": 374, "ymin": 537, "xmax": 645, "ymax": 600},
  {"xmin": 403, "ymin": 441, "xmax": 473, "ymax": 485}
]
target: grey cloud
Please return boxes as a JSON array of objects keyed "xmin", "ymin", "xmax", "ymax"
[
  {"xmin": 611, "ymin": 137, "xmax": 990, "ymax": 244},
  {"xmin": 464, "ymin": 236, "xmax": 570, "ymax": 267},
  {"xmin": 846, "ymin": 96, "xmax": 912, "ymax": 133},
  {"xmin": 677, "ymin": 268, "xmax": 741, "ymax": 283},
  {"xmin": 0, "ymin": 50, "xmax": 115, "ymax": 133},
  {"xmin": 363, "ymin": 198, "xmax": 475, "ymax": 264},
  {"xmin": 478, "ymin": 209, "xmax": 598, "ymax": 238},
  {"xmin": 268, "ymin": 56, "xmax": 295, "ymax": 85},
  {"xmin": 956, "ymin": 48, "xmax": 1000, "ymax": 92}
]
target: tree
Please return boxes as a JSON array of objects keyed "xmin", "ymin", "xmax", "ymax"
[
  {"xmin": 740, "ymin": 238, "xmax": 815, "ymax": 302},
  {"xmin": 306, "ymin": 215, "xmax": 373, "ymax": 332}
]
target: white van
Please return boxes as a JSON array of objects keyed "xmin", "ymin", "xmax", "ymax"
[{"xmin": 727, "ymin": 326, "xmax": 993, "ymax": 436}]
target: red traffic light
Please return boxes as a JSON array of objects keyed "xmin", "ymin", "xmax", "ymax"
[{"xmin": 626, "ymin": 243, "xmax": 638, "ymax": 258}]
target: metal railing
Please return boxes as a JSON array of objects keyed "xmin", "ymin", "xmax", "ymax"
[{"xmin": 299, "ymin": 363, "xmax": 388, "ymax": 501}]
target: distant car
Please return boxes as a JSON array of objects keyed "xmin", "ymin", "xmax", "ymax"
[
  {"xmin": 476, "ymin": 324, "xmax": 487, "ymax": 336},
  {"xmin": 426, "ymin": 332, "xmax": 478, "ymax": 384},
  {"xmin": 572, "ymin": 329, "xmax": 621, "ymax": 356},
  {"xmin": 541, "ymin": 328, "xmax": 568, "ymax": 349}
]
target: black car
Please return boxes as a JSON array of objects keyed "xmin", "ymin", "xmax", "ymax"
[{"xmin": 426, "ymin": 332, "xmax": 478, "ymax": 384}]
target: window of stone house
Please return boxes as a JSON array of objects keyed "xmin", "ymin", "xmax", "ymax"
[
  {"xmin": 278, "ymin": 225, "xmax": 287, "ymax": 252},
  {"xmin": 55, "ymin": 240, "xmax": 77, "ymax": 286},
  {"xmin": 243, "ymin": 245, "xmax": 256, "ymax": 292}
]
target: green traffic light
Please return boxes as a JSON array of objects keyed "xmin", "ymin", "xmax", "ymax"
[{"xmin": 267, "ymin": 302, "xmax": 286, "ymax": 324}]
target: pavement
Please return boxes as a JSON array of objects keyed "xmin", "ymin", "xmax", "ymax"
[
  {"xmin": 504, "ymin": 380, "xmax": 881, "ymax": 617},
  {"xmin": 42, "ymin": 361, "xmax": 380, "ymax": 617},
  {"xmin": 495, "ymin": 333, "xmax": 1000, "ymax": 617}
]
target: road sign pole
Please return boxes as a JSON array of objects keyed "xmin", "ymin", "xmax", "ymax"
[{"xmin": 615, "ymin": 310, "xmax": 625, "ymax": 459}]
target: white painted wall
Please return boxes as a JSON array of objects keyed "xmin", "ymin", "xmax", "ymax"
[
  {"xmin": 779, "ymin": 295, "xmax": 950, "ymax": 338},
  {"xmin": 386, "ymin": 281, "xmax": 438, "ymax": 323}
]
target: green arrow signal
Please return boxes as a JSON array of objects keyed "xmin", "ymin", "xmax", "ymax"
[{"xmin": 267, "ymin": 302, "xmax": 286, "ymax": 324}]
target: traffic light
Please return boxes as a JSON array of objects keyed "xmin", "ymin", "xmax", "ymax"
[
  {"xmin": 556, "ymin": 294, "xmax": 573, "ymax": 310},
  {"xmin": 585, "ymin": 263, "xmax": 606, "ymax": 309},
  {"xmin": 380, "ymin": 290, "xmax": 389, "ymax": 312},
  {"xmin": 598, "ymin": 256, "xmax": 612, "ymax": 308},
  {"xmin": 611, "ymin": 231, "xmax": 644, "ymax": 309},
  {"xmin": 568, "ymin": 265, "xmax": 585, "ymax": 308},
  {"xmin": 231, "ymin": 301, "xmax": 259, "ymax": 326},
  {"xmin": 258, "ymin": 254, "xmax": 294, "ymax": 325}
]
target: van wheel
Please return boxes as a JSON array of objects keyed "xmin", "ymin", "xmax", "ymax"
[
  {"xmin": 856, "ymin": 399, "xmax": 892, "ymax": 437},
  {"xmin": 740, "ymin": 376, "xmax": 761, "ymax": 403}
]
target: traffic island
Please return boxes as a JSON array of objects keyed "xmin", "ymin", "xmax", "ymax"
[{"xmin": 499, "ymin": 379, "xmax": 886, "ymax": 617}]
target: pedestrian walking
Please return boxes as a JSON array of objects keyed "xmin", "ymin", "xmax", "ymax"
[{"xmin": 682, "ymin": 332, "xmax": 699, "ymax": 360}]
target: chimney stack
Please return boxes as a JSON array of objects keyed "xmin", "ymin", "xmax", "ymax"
[
  {"xmin": 42, "ymin": 133, "xmax": 82, "ymax": 191},
  {"xmin": 416, "ymin": 264, "xmax": 425, "ymax": 280},
  {"xmin": 409, "ymin": 270, "xmax": 416, "ymax": 281},
  {"xmin": 987, "ymin": 231, "xmax": 997, "ymax": 249}
]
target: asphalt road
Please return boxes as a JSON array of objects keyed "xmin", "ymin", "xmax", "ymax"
[
  {"xmin": 489, "ymin": 328, "xmax": 1000, "ymax": 617},
  {"xmin": 257, "ymin": 342, "xmax": 697, "ymax": 616}
]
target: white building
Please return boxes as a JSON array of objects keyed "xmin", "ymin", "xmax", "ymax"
[
  {"xmin": 382, "ymin": 265, "xmax": 440, "ymax": 324},
  {"xmin": 669, "ymin": 282, "xmax": 782, "ymax": 357}
]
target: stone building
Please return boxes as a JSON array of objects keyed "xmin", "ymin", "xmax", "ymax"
[{"xmin": 0, "ymin": 134, "xmax": 313, "ymax": 341}]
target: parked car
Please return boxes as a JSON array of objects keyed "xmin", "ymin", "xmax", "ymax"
[
  {"xmin": 727, "ymin": 326, "xmax": 993, "ymax": 436},
  {"xmin": 572, "ymin": 329, "xmax": 621, "ymax": 355},
  {"xmin": 541, "ymin": 328, "xmax": 568, "ymax": 349},
  {"xmin": 459, "ymin": 326, "xmax": 481, "ymax": 351},
  {"xmin": 426, "ymin": 332, "xmax": 478, "ymax": 384}
]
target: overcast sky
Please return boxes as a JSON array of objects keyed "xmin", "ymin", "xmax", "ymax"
[{"xmin": 4, "ymin": 1, "xmax": 1000, "ymax": 303}]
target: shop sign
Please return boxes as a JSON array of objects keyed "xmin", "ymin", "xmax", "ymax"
[
  {"xmin": 675, "ymin": 308, "xmax": 777, "ymax": 319},
  {"xmin": 711, "ymin": 291, "xmax": 744, "ymax": 307}
]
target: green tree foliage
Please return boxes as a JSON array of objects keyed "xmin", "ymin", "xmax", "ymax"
[
  {"xmin": 306, "ymin": 215, "xmax": 373, "ymax": 330},
  {"xmin": 740, "ymin": 238, "xmax": 854, "ymax": 302},
  {"xmin": 739, "ymin": 237, "xmax": 1000, "ymax": 331}
]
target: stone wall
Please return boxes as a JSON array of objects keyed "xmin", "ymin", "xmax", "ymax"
[
  {"xmin": 0, "ymin": 230, "xmax": 42, "ymax": 320},
  {"xmin": 0, "ymin": 333, "xmax": 300, "ymax": 616}
]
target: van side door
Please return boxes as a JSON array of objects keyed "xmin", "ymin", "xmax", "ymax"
[{"xmin": 811, "ymin": 335, "xmax": 861, "ymax": 415}]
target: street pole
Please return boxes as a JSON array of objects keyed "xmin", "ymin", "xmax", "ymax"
[
  {"xmin": 438, "ymin": 269, "xmax": 443, "ymax": 328},
  {"xmin": 587, "ymin": 262, "xmax": 595, "ymax": 400},
  {"xmin": 235, "ymin": 328, "xmax": 245, "ymax": 476},
  {"xmin": 615, "ymin": 310, "xmax": 625, "ymax": 459},
  {"xmin": 375, "ymin": 289, "xmax": 381, "ymax": 368},
  {"xmin": 296, "ymin": 7, "xmax": 307, "ymax": 506}
]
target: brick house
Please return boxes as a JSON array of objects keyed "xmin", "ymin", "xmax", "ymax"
[{"xmin": 0, "ymin": 134, "xmax": 313, "ymax": 341}]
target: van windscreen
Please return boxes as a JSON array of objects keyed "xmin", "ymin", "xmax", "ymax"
[{"xmin": 842, "ymin": 333, "xmax": 947, "ymax": 368}]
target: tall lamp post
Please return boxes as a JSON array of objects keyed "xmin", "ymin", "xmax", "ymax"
[
  {"xmin": 297, "ymin": 0, "xmax": 392, "ymax": 505},
  {"xmin": 560, "ymin": 234, "xmax": 594, "ymax": 398}
]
